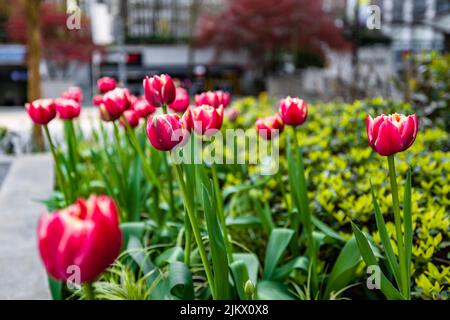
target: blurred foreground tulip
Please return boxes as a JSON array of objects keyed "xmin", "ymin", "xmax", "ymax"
[
  {"xmin": 120, "ymin": 109, "xmax": 140, "ymax": 129},
  {"xmin": 25, "ymin": 99, "xmax": 56, "ymax": 125},
  {"xmin": 143, "ymin": 74, "xmax": 176, "ymax": 108},
  {"xmin": 169, "ymin": 87, "xmax": 190, "ymax": 112},
  {"xmin": 38, "ymin": 195, "xmax": 122, "ymax": 283},
  {"xmin": 189, "ymin": 104, "xmax": 224, "ymax": 135},
  {"xmin": 62, "ymin": 86, "xmax": 83, "ymax": 103},
  {"xmin": 146, "ymin": 113, "xmax": 188, "ymax": 151},
  {"xmin": 132, "ymin": 97, "xmax": 156, "ymax": 118},
  {"xmin": 195, "ymin": 90, "xmax": 230, "ymax": 108},
  {"xmin": 366, "ymin": 113, "xmax": 418, "ymax": 156},
  {"xmin": 55, "ymin": 98, "xmax": 81, "ymax": 120},
  {"xmin": 92, "ymin": 94, "xmax": 103, "ymax": 106},
  {"xmin": 279, "ymin": 97, "xmax": 308, "ymax": 126},
  {"xmin": 256, "ymin": 114, "xmax": 284, "ymax": 139},
  {"xmin": 97, "ymin": 77, "xmax": 116, "ymax": 93},
  {"xmin": 102, "ymin": 88, "xmax": 130, "ymax": 120}
]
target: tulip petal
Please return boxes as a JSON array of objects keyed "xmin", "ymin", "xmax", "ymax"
[{"xmin": 373, "ymin": 120, "xmax": 403, "ymax": 156}]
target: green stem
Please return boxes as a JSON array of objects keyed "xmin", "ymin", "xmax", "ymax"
[
  {"xmin": 122, "ymin": 117, "xmax": 169, "ymax": 202},
  {"xmin": 83, "ymin": 282, "xmax": 95, "ymax": 300},
  {"xmin": 43, "ymin": 125, "xmax": 69, "ymax": 205},
  {"xmin": 163, "ymin": 152, "xmax": 176, "ymax": 219},
  {"xmin": 174, "ymin": 163, "xmax": 216, "ymax": 299},
  {"xmin": 184, "ymin": 213, "xmax": 192, "ymax": 266},
  {"xmin": 387, "ymin": 155, "xmax": 408, "ymax": 298},
  {"xmin": 211, "ymin": 163, "xmax": 233, "ymax": 263},
  {"xmin": 292, "ymin": 126, "xmax": 318, "ymax": 294},
  {"xmin": 161, "ymin": 104, "xmax": 168, "ymax": 114}
]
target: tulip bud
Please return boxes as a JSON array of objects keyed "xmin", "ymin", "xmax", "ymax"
[
  {"xmin": 120, "ymin": 109, "xmax": 140, "ymax": 129},
  {"xmin": 244, "ymin": 280, "xmax": 255, "ymax": 296},
  {"xmin": 37, "ymin": 195, "xmax": 122, "ymax": 283},
  {"xmin": 366, "ymin": 113, "xmax": 418, "ymax": 156},
  {"xmin": 132, "ymin": 98, "xmax": 156, "ymax": 119},
  {"xmin": 169, "ymin": 87, "xmax": 190, "ymax": 113},
  {"xmin": 62, "ymin": 86, "xmax": 83, "ymax": 103},
  {"xmin": 194, "ymin": 90, "xmax": 230, "ymax": 108},
  {"xmin": 143, "ymin": 74, "xmax": 176, "ymax": 108},
  {"xmin": 97, "ymin": 77, "xmax": 117, "ymax": 93},
  {"xmin": 190, "ymin": 104, "xmax": 224, "ymax": 136},
  {"xmin": 256, "ymin": 114, "xmax": 284, "ymax": 140},
  {"xmin": 278, "ymin": 97, "xmax": 308, "ymax": 126},
  {"xmin": 55, "ymin": 98, "xmax": 81, "ymax": 120},
  {"xmin": 102, "ymin": 88, "xmax": 130, "ymax": 119},
  {"xmin": 25, "ymin": 99, "xmax": 56, "ymax": 125},
  {"xmin": 146, "ymin": 113, "xmax": 189, "ymax": 151},
  {"xmin": 99, "ymin": 103, "xmax": 119, "ymax": 122}
]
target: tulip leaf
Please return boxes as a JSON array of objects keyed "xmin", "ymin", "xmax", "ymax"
[
  {"xmin": 202, "ymin": 183, "xmax": 230, "ymax": 299},
  {"xmin": 263, "ymin": 228, "xmax": 294, "ymax": 280},
  {"xmin": 323, "ymin": 236, "xmax": 361, "ymax": 299},
  {"xmin": 370, "ymin": 181, "xmax": 401, "ymax": 289},
  {"xmin": 232, "ymin": 253, "xmax": 260, "ymax": 285},
  {"xmin": 155, "ymin": 246, "xmax": 184, "ymax": 267},
  {"xmin": 404, "ymin": 169, "xmax": 413, "ymax": 299},
  {"xmin": 230, "ymin": 260, "xmax": 251, "ymax": 300},
  {"xmin": 226, "ymin": 215, "xmax": 261, "ymax": 227},
  {"xmin": 168, "ymin": 262, "xmax": 194, "ymax": 300},
  {"xmin": 273, "ymin": 256, "xmax": 309, "ymax": 281},
  {"xmin": 127, "ymin": 236, "xmax": 155, "ymax": 275},
  {"xmin": 120, "ymin": 221, "xmax": 147, "ymax": 248},
  {"xmin": 311, "ymin": 216, "xmax": 344, "ymax": 242},
  {"xmin": 256, "ymin": 280, "xmax": 296, "ymax": 300},
  {"xmin": 351, "ymin": 223, "xmax": 405, "ymax": 300}
]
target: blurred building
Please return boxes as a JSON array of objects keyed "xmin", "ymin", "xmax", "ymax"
[{"xmin": 88, "ymin": 0, "xmax": 245, "ymax": 96}]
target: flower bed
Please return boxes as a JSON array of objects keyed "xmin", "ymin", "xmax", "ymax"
[{"xmin": 26, "ymin": 77, "xmax": 449, "ymax": 300}]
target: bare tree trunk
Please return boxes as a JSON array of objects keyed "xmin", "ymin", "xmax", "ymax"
[
  {"xmin": 25, "ymin": 0, "xmax": 44, "ymax": 151},
  {"xmin": 187, "ymin": 0, "xmax": 200, "ymax": 73}
]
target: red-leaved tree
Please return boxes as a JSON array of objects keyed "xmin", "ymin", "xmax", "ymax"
[
  {"xmin": 196, "ymin": 0, "xmax": 350, "ymax": 73},
  {"xmin": 6, "ymin": 0, "xmax": 98, "ymax": 78}
]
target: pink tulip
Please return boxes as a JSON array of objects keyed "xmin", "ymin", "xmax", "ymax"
[
  {"xmin": 194, "ymin": 90, "xmax": 230, "ymax": 108},
  {"xmin": 366, "ymin": 113, "xmax": 418, "ymax": 156},
  {"xmin": 37, "ymin": 195, "xmax": 122, "ymax": 283},
  {"xmin": 143, "ymin": 74, "xmax": 176, "ymax": 108},
  {"xmin": 55, "ymin": 98, "xmax": 81, "ymax": 120},
  {"xmin": 227, "ymin": 107, "xmax": 239, "ymax": 122},
  {"xmin": 120, "ymin": 109, "xmax": 140, "ymax": 129},
  {"xmin": 102, "ymin": 88, "xmax": 130, "ymax": 119},
  {"xmin": 25, "ymin": 99, "xmax": 56, "ymax": 125},
  {"xmin": 146, "ymin": 113, "xmax": 189, "ymax": 151},
  {"xmin": 279, "ymin": 97, "xmax": 308, "ymax": 126},
  {"xmin": 97, "ymin": 77, "xmax": 116, "ymax": 93},
  {"xmin": 169, "ymin": 87, "xmax": 190, "ymax": 113},
  {"xmin": 62, "ymin": 86, "xmax": 83, "ymax": 103},
  {"xmin": 256, "ymin": 114, "xmax": 284, "ymax": 140},
  {"xmin": 92, "ymin": 94, "xmax": 103, "ymax": 106},
  {"xmin": 189, "ymin": 104, "xmax": 224, "ymax": 135},
  {"xmin": 132, "ymin": 97, "xmax": 156, "ymax": 119}
]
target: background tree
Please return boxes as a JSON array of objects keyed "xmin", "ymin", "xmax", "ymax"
[{"xmin": 195, "ymin": 0, "xmax": 350, "ymax": 77}]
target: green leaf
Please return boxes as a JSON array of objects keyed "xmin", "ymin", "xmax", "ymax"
[
  {"xmin": 47, "ymin": 275, "xmax": 62, "ymax": 300},
  {"xmin": 351, "ymin": 223, "xmax": 405, "ymax": 300},
  {"xmin": 128, "ymin": 153, "xmax": 141, "ymax": 222},
  {"xmin": 232, "ymin": 253, "xmax": 259, "ymax": 285},
  {"xmin": 323, "ymin": 236, "xmax": 361, "ymax": 299},
  {"xmin": 370, "ymin": 182, "xmax": 401, "ymax": 288},
  {"xmin": 311, "ymin": 216, "xmax": 345, "ymax": 242},
  {"xmin": 263, "ymin": 228, "xmax": 294, "ymax": 280},
  {"xmin": 202, "ymin": 184, "xmax": 230, "ymax": 299},
  {"xmin": 127, "ymin": 236, "xmax": 155, "ymax": 274},
  {"xmin": 230, "ymin": 260, "xmax": 251, "ymax": 300},
  {"xmin": 155, "ymin": 246, "xmax": 184, "ymax": 267},
  {"xmin": 226, "ymin": 215, "xmax": 261, "ymax": 227},
  {"xmin": 273, "ymin": 256, "xmax": 309, "ymax": 281},
  {"xmin": 120, "ymin": 222, "xmax": 147, "ymax": 248},
  {"xmin": 404, "ymin": 169, "xmax": 413, "ymax": 298},
  {"xmin": 256, "ymin": 281, "xmax": 296, "ymax": 300},
  {"xmin": 168, "ymin": 262, "xmax": 194, "ymax": 300}
]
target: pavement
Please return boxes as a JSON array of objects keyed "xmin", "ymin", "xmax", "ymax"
[{"xmin": 0, "ymin": 153, "xmax": 53, "ymax": 299}]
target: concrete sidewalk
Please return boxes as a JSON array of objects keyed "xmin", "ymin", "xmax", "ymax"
[{"xmin": 0, "ymin": 153, "xmax": 53, "ymax": 299}]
